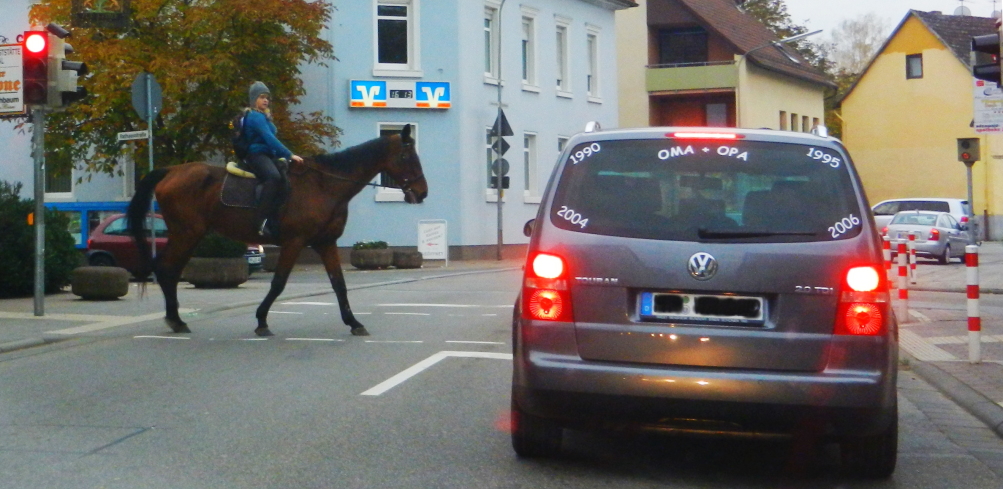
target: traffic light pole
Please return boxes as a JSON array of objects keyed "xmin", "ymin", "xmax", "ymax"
[
  {"xmin": 495, "ymin": 0, "xmax": 506, "ymax": 261},
  {"xmin": 32, "ymin": 106, "xmax": 46, "ymax": 316},
  {"xmin": 967, "ymin": 161, "xmax": 976, "ymax": 244}
]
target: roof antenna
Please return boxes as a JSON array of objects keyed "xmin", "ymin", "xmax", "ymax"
[{"xmin": 954, "ymin": 0, "xmax": 972, "ymax": 16}]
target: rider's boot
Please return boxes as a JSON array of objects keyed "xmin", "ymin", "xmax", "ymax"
[{"xmin": 257, "ymin": 180, "xmax": 281, "ymax": 239}]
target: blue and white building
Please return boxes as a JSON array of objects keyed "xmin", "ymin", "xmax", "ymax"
[{"xmin": 1, "ymin": 0, "xmax": 636, "ymax": 256}]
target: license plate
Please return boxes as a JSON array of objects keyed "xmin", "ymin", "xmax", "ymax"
[
  {"xmin": 248, "ymin": 256, "xmax": 262, "ymax": 264},
  {"xmin": 639, "ymin": 292, "xmax": 764, "ymax": 325}
]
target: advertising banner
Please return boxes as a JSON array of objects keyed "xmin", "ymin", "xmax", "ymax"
[
  {"xmin": 350, "ymin": 80, "xmax": 451, "ymax": 109},
  {"xmin": 0, "ymin": 44, "xmax": 25, "ymax": 117},
  {"xmin": 974, "ymin": 79, "xmax": 1003, "ymax": 133}
]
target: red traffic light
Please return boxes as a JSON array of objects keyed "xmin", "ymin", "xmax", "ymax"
[
  {"xmin": 24, "ymin": 32, "xmax": 46, "ymax": 54},
  {"xmin": 962, "ymin": 152, "xmax": 972, "ymax": 160}
]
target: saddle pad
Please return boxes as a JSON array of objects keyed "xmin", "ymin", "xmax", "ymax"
[{"xmin": 220, "ymin": 173, "xmax": 258, "ymax": 208}]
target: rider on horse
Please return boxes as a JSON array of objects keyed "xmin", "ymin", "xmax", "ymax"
[{"xmin": 243, "ymin": 81, "xmax": 304, "ymax": 238}]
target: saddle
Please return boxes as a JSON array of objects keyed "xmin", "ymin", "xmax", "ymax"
[{"xmin": 220, "ymin": 159, "xmax": 290, "ymax": 209}]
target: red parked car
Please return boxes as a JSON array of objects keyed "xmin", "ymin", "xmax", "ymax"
[{"xmin": 87, "ymin": 214, "xmax": 265, "ymax": 276}]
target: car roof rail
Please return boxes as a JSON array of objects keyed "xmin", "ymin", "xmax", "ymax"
[{"xmin": 584, "ymin": 121, "xmax": 601, "ymax": 133}]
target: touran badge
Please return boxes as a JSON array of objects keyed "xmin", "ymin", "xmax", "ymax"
[{"xmin": 687, "ymin": 252, "xmax": 718, "ymax": 280}]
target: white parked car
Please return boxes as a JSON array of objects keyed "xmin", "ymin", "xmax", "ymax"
[{"xmin": 871, "ymin": 198, "xmax": 971, "ymax": 231}]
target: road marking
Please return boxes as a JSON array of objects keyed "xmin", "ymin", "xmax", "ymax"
[
  {"xmin": 900, "ymin": 330, "xmax": 956, "ymax": 361},
  {"xmin": 271, "ymin": 311, "xmax": 304, "ymax": 315},
  {"xmin": 377, "ymin": 303, "xmax": 512, "ymax": 308},
  {"xmin": 385, "ymin": 312, "xmax": 431, "ymax": 316},
  {"xmin": 241, "ymin": 338, "xmax": 269, "ymax": 341},
  {"xmin": 281, "ymin": 302, "xmax": 335, "ymax": 306},
  {"xmin": 134, "ymin": 335, "xmax": 190, "ymax": 340},
  {"xmin": 481, "ymin": 314, "xmax": 498, "ymax": 317},
  {"xmin": 364, "ymin": 340, "xmax": 424, "ymax": 344},
  {"xmin": 46, "ymin": 310, "xmax": 195, "ymax": 335},
  {"xmin": 361, "ymin": 351, "xmax": 513, "ymax": 396},
  {"xmin": 926, "ymin": 334, "xmax": 1003, "ymax": 345},
  {"xmin": 286, "ymin": 338, "xmax": 345, "ymax": 342},
  {"xmin": 908, "ymin": 310, "xmax": 931, "ymax": 323},
  {"xmin": 446, "ymin": 340, "xmax": 506, "ymax": 345}
]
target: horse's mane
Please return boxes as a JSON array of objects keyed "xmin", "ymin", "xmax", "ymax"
[{"xmin": 313, "ymin": 136, "xmax": 394, "ymax": 173}]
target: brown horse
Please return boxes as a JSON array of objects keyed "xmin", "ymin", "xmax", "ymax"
[{"xmin": 126, "ymin": 125, "xmax": 427, "ymax": 337}]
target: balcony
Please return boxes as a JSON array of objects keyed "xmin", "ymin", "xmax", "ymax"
[{"xmin": 646, "ymin": 61, "xmax": 738, "ymax": 93}]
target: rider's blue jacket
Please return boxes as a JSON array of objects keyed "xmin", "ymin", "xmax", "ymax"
[{"xmin": 244, "ymin": 110, "xmax": 293, "ymax": 160}]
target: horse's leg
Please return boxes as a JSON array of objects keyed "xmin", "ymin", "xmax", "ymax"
[
  {"xmin": 313, "ymin": 242, "xmax": 369, "ymax": 336},
  {"xmin": 253, "ymin": 238, "xmax": 307, "ymax": 337},
  {"xmin": 155, "ymin": 232, "xmax": 201, "ymax": 333}
]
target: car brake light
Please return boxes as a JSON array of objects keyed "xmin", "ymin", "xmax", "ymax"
[
  {"xmin": 522, "ymin": 253, "xmax": 574, "ymax": 322},
  {"xmin": 670, "ymin": 132, "xmax": 743, "ymax": 140},
  {"xmin": 929, "ymin": 228, "xmax": 940, "ymax": 241},
  {"xmin": 87, "ymin": 238, "xmax": 92, "ymax": 249},
  {"xmin": 834, "ymin": 265, "xmax": 888, "ymax": 336},
  {"xmin": 881, "ymin": 226, "xmax": 888, "ymax": 236},
  {"xmin": 961, "ymin": 215, "xmax": 969, "ymax": 223}
]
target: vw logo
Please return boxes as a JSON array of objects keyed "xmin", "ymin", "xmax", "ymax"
[{"xmin": 687, "ymin": 252, "xmax": 718, "ymax": 280}]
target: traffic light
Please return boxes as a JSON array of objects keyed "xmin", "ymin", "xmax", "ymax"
[
  {"xmin": 958, "ymin": 138, "xmax": 980, "ymax": 164},
  {"xmin": 46, "ymin": 24, "xmax": 88, "ymax": 108},
  {"xmin": 21, "ymin": 30, "xmax": 48, "ymax": 106},
  {"xmin": 972, "ymin": 29, "xmax": 1002, "ymax": 85}
]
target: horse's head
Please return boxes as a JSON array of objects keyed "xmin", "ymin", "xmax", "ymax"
[{"xmin": 389, "ymin": 124, "xmax": 427, "ymax": 204}]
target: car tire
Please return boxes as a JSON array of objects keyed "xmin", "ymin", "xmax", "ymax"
[
  {"xmin": 511, "ymin": 398, "xmax": 562, "ymax": 458},
  {"xmin": 938, "ymin": 246, "xmax": 950, "ymax": 265},
  {"xmin": 840, "ymin": 413, "xmax": 898, "ymax": 479},
  {"xmin": 88, "ymin": 254, "xmax": 116, "ymax": 267}
]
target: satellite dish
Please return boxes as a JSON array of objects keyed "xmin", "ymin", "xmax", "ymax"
[
  {"xmin": 994, "ymin": 10, "xmax": 1002, "ymax": 20},
  {"xmin": 954, "ymin": 6, "xmax": 972, "ymax": 16}
]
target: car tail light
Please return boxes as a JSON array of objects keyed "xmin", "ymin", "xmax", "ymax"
[
  {"xmin": 834, "ymin": 265, "xmax": 888, "ymax": 336},
  {"xmin": 961, "ymin": 215, "xmax": 969, "ymax": 223},
  {"xmin": 929, "ymin": 228, "xmax": 940, "ymax": 241},
  {"xmin": 881, "ymin": 226, "xmax": 888, "ymax": 236},
  {"xmin": 87, "ymin": 238, "xmax": 92, "ymax": 249},
  {"xmin": 522, "ymin": 253, "xmax": 574, "ymax": 322}
]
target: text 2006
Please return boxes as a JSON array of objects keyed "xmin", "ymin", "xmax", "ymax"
[
  {"xmin": 829, "ymin": 214, "xmax": 860, "ymax": 239},
  {"xmin": 556, "ymin": 206, "xmax": 589, "ymax": 228}
]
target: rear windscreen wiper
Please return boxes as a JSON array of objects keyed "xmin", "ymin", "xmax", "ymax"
[{"xmin": 697, "ymin": 229, "xmax": 819, "ymax": 239}]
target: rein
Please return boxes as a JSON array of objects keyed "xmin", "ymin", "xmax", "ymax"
[{"xmin": 294, "ymin": 143, "xmax": 423, "ymax": 191}]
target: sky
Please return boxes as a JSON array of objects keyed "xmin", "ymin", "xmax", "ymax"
[{"xmin": 784, "ymin": 0, "xmax": 1002, "ymax": 41}]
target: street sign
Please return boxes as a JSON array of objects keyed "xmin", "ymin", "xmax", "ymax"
[
  {"xmin": 490, "ymin": 109, "xmax": 513, "ymax": 137},
  {"xmin": 117, "ymin": 130, "xmax": 149, "ymax": 141},
  {"xmin": 491, "ymin": 158, "xmax": 510, "ymax": 176},
  {"xmin": 418, "ymin": 219, "xmax": 448, "ymax": 265},
  {"xmin": 491, "ymin": 137, "xmax": 510, "ymax": 156},
  {"xmin": 0, "ymin": 44, "xmax": 25, "ymax": 117},
  {"xmin": 131, "ymin": 72, "xmax": 162, "ymax": 120},
  {"xmin": 974, "ymin": 79, "xmax": 1003, "ymax": 133}
]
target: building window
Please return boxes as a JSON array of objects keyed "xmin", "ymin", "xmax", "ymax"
[
  {"xmin": 555, "ymin": 16, "xmax": 571, "ymax": 95},
  {"xmin": 586, "ymin": 25, "xmax": 600, "ymax": 100},
  {"xmin": 802, "ymin": 115, "xmax": 809, "ymax": 133},
  {"xmin": 779, "ymin": 111, "xmax": 787, "ymax": 130},
  {"xmin": 375, "ymin": 0, "xmax": 420, "ymax": 76},
  {"xmin": 484, "ymin": 4, "xmax": 500, "ymax": 81},
  {"xmin": 375, "ymin": 123, "xmax": 417, "ymax": 202},
  {"xmin": 524, "ymin": 132, "xmax": 538, "ymax": 201},
  {"xmin": 558, "ymin": 136, "xmax": 569, "ymax": 153},
  {"xmin": 486, "ymin": 128, "xmax": 495, "ymax": 188},
  {"xmin": 790, "ymin": 113, "xmax": 798, "ymax": 132},
  {"xmin": 45, "ymin": 166, "xmax": 72, "ymax": 194},
  {"xmin": 706, "ymin": 103, "xmax": 728, "ymax": 127},
  {"xmin": 657, "ymin": 27, "xmax": 708, "ymax": 65},
  {"xmin": 906, "ymin": 54, "xmax": 923, "ymax": 79},
  {"xmin": 521, "ymin": 13, "xmax": 537, "ymax": 88},
  {"xmin": 812, "ymin": 117, "xmax": 820, "ymax": 131}
]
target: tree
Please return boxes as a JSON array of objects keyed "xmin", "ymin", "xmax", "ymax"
[
  {"xmin": 827, "ymin": 14, "xmax": 890, "ymax": 76},
  {"xmin": 29, "ymin": 0, "xmax": 340, "ymax": 180}
]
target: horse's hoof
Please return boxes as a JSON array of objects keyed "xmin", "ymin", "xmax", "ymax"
[
  {"xmin": 350, "ymin": 327, "xmax": 370, "ymax": 336},
  {"xmin": 167, "ymin": 319, "xmax": 190, "ymax": 334},
  {"xmin": 254, "ymin": 328, "xmax": 274, "ymax": 337}
]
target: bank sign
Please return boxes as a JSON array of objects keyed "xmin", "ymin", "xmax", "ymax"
[
  {"xmin": 349, "ymin": 80, "xmax": 451, "ymax": 109},
  {"xmin": 0, "ymin": 44, "xmax": 24, "ymax": 117}
]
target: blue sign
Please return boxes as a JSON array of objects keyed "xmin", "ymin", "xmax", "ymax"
[{"xmin": 349, "ymin": 80, "xmax": 451, "ymax": 109}]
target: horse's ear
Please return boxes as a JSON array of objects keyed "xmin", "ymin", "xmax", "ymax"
[{"xmin": 401, "ymin": 124, "xmax": 412, "ymax": 144}]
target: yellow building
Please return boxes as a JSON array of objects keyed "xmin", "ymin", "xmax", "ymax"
[
  {"xmin": 841, "ymin": 10, "xmax": 1001, "ymax": 238},
  {"xmin": 616, "ymin": 0, "xmax": 831, "ymax": 130}
]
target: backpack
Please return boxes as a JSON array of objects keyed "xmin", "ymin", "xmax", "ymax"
[{"xmin": 230, "ymin": 109, "xmax": 251, "ymax": 160}]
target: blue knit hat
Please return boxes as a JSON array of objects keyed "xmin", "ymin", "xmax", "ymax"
[{"xmin": 249, "ymin": 81, "xmax": 270, "ymax": 107}]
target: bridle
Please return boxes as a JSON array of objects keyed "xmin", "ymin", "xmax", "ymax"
[{"xmin": 292, "ymin": 142, "xmax": 424, "ymax": 191}]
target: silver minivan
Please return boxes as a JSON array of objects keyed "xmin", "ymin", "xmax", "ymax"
[{"xmin": 512, "ymin": 127, "xmax": 897, "ymax": 478}]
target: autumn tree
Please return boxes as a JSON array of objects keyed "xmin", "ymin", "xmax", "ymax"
[
  {"xmin": 827, "ymin": 14, "xmax": 889, "ymax": 75},
  {"xmin": 29, "ymin": 0, "xmax": 339, "ymax": 180}
]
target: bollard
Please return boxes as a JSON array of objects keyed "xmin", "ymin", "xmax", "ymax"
[
  {"xmin": 897, "ymin": 240, "xmax": 909, "ymax": 321},
  {"xmin": 967, "ymin": 244, "xmax": 981, "ymax": 364},
  {"xmin": 883, "ymin": 236, "xmax": 893, "ymax": 288},
  {"xmin": 908, "ymin": 232, "xmax": 917, "ymax": 284}
]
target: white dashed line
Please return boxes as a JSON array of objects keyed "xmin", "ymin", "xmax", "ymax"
[
  {"xmin": 385, "ymin": 312, "xmax": 431, "ymax": 316},
  {"xmin": 134, "ymin": 335, "xmax": 190, "ymax": 340},
  {"xmin": 364, "ymin": 340, "xmax": 424, "ymax": 344},
  {"xmin": 241, "ymin": 338, "xmax": 270, "ymax": 341},
  {"xmin": 481, "ymin": 314, "xmax": 498, "ymax": 317},
  {"xmin": 281, "ymin": 302, "xmax": 335, "ymax": 306},
  {"xmin": 361, "ymin": 351, "xmax": 513, "ymax": 396},
  {"xmin": 377, "ymin": 303, "xmax": 512, "ymax": 308},
  {"xmin": 286, "ymin": 338, "xmax": 345, "ymax": 342},
  {"xmin": 271, "ymin": 311, "xmax": 305, "ymax": 315},
  {"xmin": 445, "ymin": 340, "xmax": 506, "ymax": 345}
]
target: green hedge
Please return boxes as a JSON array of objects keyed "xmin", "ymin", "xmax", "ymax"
[
  {"xmin": 352, "ymin": 240, "xmax": 388, "ymax": 250},
  {"xmin": 192, "ymin": 232, "xmax": 247, "ymax": 258},
  {"xmin": 0, "ymin": 181, "xmax": 79, "ymax": 297}
]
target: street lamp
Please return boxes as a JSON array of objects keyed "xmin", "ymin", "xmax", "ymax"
[{"xmin": 744, "ymin": 29, "xmax": 823, "ymax": 64}]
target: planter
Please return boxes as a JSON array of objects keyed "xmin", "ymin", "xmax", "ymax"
[
  {"xmin": 181, "ymin": 257, "xmax": 249, "ymax": 288},
  {"xmin": 393, "ymin": 250, "xmax": 423, "ymax": 269},
  {"xmin": 350, "ymin": 249, "xmax": 393, "ymax": 270},
  {"xmin": 71, "ymin": 266, "xmax": 130, "ymax": 300}
]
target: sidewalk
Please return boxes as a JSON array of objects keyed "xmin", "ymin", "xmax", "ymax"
[
  {"xmin": 894, "ymin": 241, "xmax": 1003, "ymax": 437},
  {"xmin": 0, "ymin": 259, "xmax": 523, "ymax": 353}
]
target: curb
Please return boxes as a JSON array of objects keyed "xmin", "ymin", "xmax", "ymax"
[
  {"xmin": 0, "ymin": 337, "xmax": 62, "ymax": 354},
  {"xmin": 905, "ymin": 350, "xmax": 1003, "ymax": 439}
]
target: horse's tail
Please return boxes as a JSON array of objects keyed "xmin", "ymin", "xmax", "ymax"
[{"xmin": 127, "ymin": 168, "xmax": 170, "ymax": 283}]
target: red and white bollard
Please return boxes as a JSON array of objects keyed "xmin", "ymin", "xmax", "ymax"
[
  {"xmin": 908, "ymin": 232, "xmax": 917, "ymax": 284},
  {"xmin": 967, "ymin": 244, "xmax": 981, "ymax": 364},
  {"xmin": 883, "ymin": 236, "xmax": 893, "ymax": 287},
  {"xmin": 897, "ymin": 240, "xmax": 909, "ymax": 321}
]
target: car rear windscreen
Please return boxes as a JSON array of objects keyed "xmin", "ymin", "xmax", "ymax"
[{"xmin": 549, "ymin": 139, "xmax": 863, "ymax": 243}]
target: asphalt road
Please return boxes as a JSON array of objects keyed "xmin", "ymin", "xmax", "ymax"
[{"xmin": 3, "ymin": 270, "xmax": 1003, "ymax": 488}]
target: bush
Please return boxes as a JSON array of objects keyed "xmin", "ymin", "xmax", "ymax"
[
  {"xmin": 192, "ymin": 232, "xmax": 247, "ymax": 258},
  {"xmin": 352, "ymin": 240, "xmax": 388, "ymax": 250},
  {"xmin": 0, "ymin": 180, "xmax": 79, "ymax": 297}
]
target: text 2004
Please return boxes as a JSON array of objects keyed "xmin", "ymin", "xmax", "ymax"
[{"xmin": 556, "ymin": 206, "xmax": 589, "ymax": 228}]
